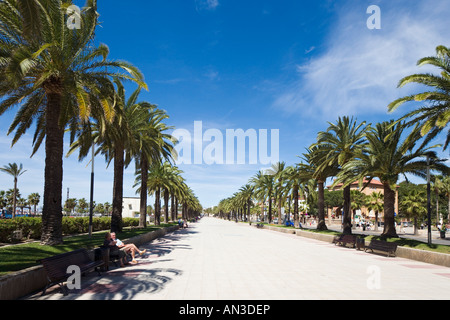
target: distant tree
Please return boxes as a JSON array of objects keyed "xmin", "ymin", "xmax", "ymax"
[
  {"xmin": 77, "ymin": 198, "xmax": 89, "ymax": 215},
  {"xmin": 400, "ymin": 190, "xmax": 427, "ymax": 235},
  {"xmin": 28, "ymin": 193, "xmax": 41, "ymax": 215},
  {"xmin": 64, "ymin": 198, "xmax": 78, "ymax": 216},
  {"xmin": 0, "ymin": 163, "xmax": 26, "ymax": 218}
]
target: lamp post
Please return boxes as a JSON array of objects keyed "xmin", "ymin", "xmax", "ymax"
[
  {"xmin": 88, "ymin": 143, "xmax": 95, "ymax": 238},
  {"xmin": 427, "ymin": 154, "xmax": 432, "ymax": 246}
]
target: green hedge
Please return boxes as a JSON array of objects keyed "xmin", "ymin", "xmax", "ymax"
[{"xmin": 0, "ymin": 217, "xmax": 140, "ymax": 243}]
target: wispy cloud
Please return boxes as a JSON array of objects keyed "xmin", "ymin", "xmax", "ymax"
[
  {"xmin": 195, "ymin": 0, "xmax": 219, "ymax": 12},
  {"xmin": 272, "ymin": 0, "xmax": 450, "ymax": 122}
]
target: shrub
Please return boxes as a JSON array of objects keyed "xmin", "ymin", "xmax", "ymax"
[{"xmin": 0, "ymin": 216, "xmax": 141, "ymax": 243}]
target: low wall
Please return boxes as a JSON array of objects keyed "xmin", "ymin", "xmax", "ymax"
[
  {"xmin": 0, "ymin": 225, "xmax": 179, "ymax": 300},
  {"xmin": 256, "ymin": 225, "xmax": 450, "ymax": 268}
]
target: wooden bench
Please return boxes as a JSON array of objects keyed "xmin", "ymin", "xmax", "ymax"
[
  {"xmin": 364, "ymin": 239, "xmax": 398, "ymax": 257},
  {"xmin": 38, "ymin": 249, "xmax": 104, "ymax": 296},
  {"xmin": 333, "ymin": 235, "xmax": 357, "ymax": 248}
]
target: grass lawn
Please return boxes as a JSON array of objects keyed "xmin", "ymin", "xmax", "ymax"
[{"xmin": 0, "ymin": 224, "xmax": 176, "ymax": 277}]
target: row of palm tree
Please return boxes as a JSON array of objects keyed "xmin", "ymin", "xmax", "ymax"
[
  {"xmin": 214, "ymin": 44, "xmax": 450, "ymax": 239},
  {"xmin": 0, "ymin": 189, "xmax": 41, "ymax": 216},
  {"xmin": 0, "ymin": 0, "xmax": 200, "ymax": 244}
]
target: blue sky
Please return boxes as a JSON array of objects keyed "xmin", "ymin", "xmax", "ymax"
[{"xmin": 0, "ymin": 0, "xmax": 449, "ymax": 210}]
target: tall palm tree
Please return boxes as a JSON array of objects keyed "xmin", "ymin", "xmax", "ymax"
[
  {"xmin": 239, "ymin": 184, "xmax": 254, "ymax": 222},
  {"xmin": 388, "ymin": 45, "xmax": 450, "ymax": 150},
  {"xmin": 336, "ymin": 121, "xmax": 448, "ymax": 238},
  {"xmin": 28, "ymin": 192, "xmax": 40, "ymax": 215},
  {"xmin": 298, "ymin": 145, "xmax": 338, "ymax": 230},
  {"xmin": 267, "ymin": 161, "xmax": 287, "ymax": 224},
  {"xmin": 313, "ymin": 116, "xmax": 369, "ymax": 235},
  {"xmin": 0, "ymin": 163, "xmax": 26, "ymax": 218},
  {"xmin": 284, "ymin": 165, "xmax": 307, "ymax": 227},
  {"xmin": 69, "ymin": 80, "xmax": 156, "ymax": 232},
  {"xmin": 145, "ymin": 161, "xmax": 172, "ymax": 226},
  {"xmin": 251, "ymin": 170, "xmax": 275, "ymax": 223},
  {"xmin": 125, "ymin": 93, "xmax": 176, "ymax": 228},
  {"xmin": 0, "ymin": 0, "xmax": 147, "ymax": 244}
]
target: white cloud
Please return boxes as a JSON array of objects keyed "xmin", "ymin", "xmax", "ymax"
[
  {"xmin": 272, "ymin": 1, "xmax": 450, "ymax": 121},
  {"xmin": 195, "ymin": 0, "xmax": 219, "ymax": 12}
]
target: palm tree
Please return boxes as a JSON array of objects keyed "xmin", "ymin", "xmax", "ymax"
[
  {"xmin": 439, "ymin": 176, "xmax": 450, "ymax": 222},
  {"xmin": 365, "ymin": 191, "xmax": 384, "ymax": 232},
  {"xmin": 388, "ymin": 45, "xmax": 450, "ymax": 149},
  {"xmin": 17, "ymin": 197, "xmax": 28, "ymax": 215},
  {"xmin": 0, "ymin": 163, "xmax": 26, "ymax": 218},
  {"xmin": 0, "ymin": 190, "xmax": 7, "ymax": 211},
  {"xmin": 350, "ymin": 190, "xmax": 367, "ymax": 226},
  {"xmin": 432, "ymin": 176, "xmax": 444, "ymax": 225},
  {"xmin": 336, "ymin": 121, "xmax": 448, "ymax": 238},
  {"xmin": 298, "ymin": 145, "xmax": 338, "ymax": 231},
  {"xmin": 313, "ymin": 116, "xmax": 369, "ymax": 235},
  {"xmin": 284, "ymin": 165, "xmax": 307, "ymax": 227},
  {"xmin": 239, "ymin": 184, "xmax": 254, "ymax": 222},
  {"xmin": 267, "ymin": 161, "xmax": 287, "ymax": 224},
  {"xmin": 251, "ymin": 170, "xmax": 275, "ymax": 223},
  {"xmin": 64, "ymin": 198, "xmax": 77, "ymax": 216},
  {"xmin": 69, "ymin": 80, "xmax": 153, "ymax": 232},
  {"xmin": 400, "ymin": 189, "xmax": 427, "ymax": 235},
  {"xmin": 28, "ymin": 193, "xmax": 40, "ymax": 215},
  {"xmin": 77, "ymin": 198, "xmax": 89, "ymax": 215},
  {"xmin": 0, "ymin": 0, "xmax": 147, "ymax": 244}
]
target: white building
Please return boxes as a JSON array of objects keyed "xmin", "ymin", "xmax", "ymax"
[{"xmin": 122, "ymin": 197, "xmax": 141, "ymax": 219}]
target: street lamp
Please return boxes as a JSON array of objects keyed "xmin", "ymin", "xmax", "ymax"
[
  {"xmin": 88, "ymin": 143, "xmax": 95, "ymax": 238},
  {"xmin": 427, "ymin": 154, "xmax": 432, "ymax": 246}
]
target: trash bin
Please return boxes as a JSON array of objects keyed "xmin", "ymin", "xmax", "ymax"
[
  {"xmin": 356, "ymin": 237, "xmax": 365, "ymax": 251},
  {"xmin": 95, "ymin": 247, "xmax": 110, "ymax": 271}
]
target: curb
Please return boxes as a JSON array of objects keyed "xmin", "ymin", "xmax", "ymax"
[{"xmin": 0, "ymin": 225, "xmax": 179, "ymax": 300}]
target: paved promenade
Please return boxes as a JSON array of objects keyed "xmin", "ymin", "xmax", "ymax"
[{"xmin": 26, "ymin": 217, "xmax": 450, "ymax": 300}]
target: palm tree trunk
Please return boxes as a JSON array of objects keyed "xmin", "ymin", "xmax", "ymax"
[
  {"xmin": 111, "ymin": 145, "xmax": 124, "ymax": 233},
  {"xmin": 139, "ymin": 157, "xmax": 148, "ymax": 228},
  {"xmin": 12, "ymin": 178, "xmax": 17, "ymax": 219},
  {"xmin": 155, "ymin": 187, "xmax": 161, "ymax": 225},
  {"xmin": 175, "ymin": 197, "xmax": 179, "ymax": 220},
  {"xmin": 343, "ymin": 185, "xmax": 352, "ymax": 234},
  {"xmin": 382, "ymin": 182, "xmax": 398, "ymax": 238},
  {"xmin": 317, "ymin": 180, "xmax": 328, "ymax": 231},
  {"xmin": 171, "ymin": 193, "xmax": 176, "ymax": 221},
  {"xmin": 293, "ymin": 185, "xmax": 299, "ymax": 227},
  {"xmin": 268, "ymin": 196, "xmax": 273, "ymax": 223},
  {"xmin": 164, "ymin": 188, "xmax": 169, "ymax": 223},
  {"xmin": 278, "ymin": 197, "xmax": 282, "ymax": 224},
  {"xmin": 436, "ymin": 191, "xmax": 439, "ymax": 226},
  {"xmin": 448, "ymin": 195, "xmax": 450, "ymax": 222},
  {"xmin": 41, "ymin": 92, "xmax": 64, "ymax": 245}
]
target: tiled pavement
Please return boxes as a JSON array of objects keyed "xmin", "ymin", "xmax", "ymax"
[{"xmin": 25, "ymin": 217, "xmax": 450, "ymax": 300}]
